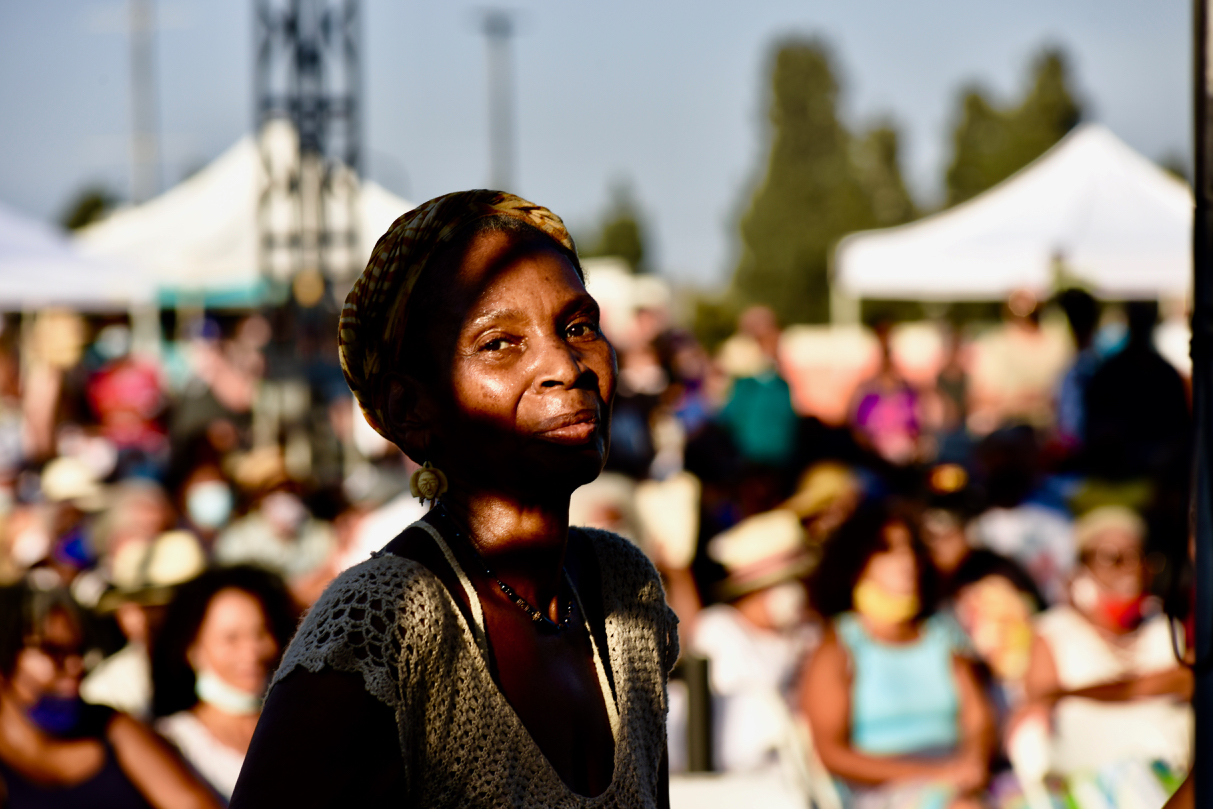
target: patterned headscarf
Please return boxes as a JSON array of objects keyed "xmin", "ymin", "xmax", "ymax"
[{"xmin": 338, "ymin": 189, "xmax": 579, "ymax": 439}]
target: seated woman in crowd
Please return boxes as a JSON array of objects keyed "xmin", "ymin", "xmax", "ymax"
[
  {"xmin": 0, "ymin": 573, "xmax": 219, "ymax": 809},
  {"xmin": 799, "ymin": 502, "xmax": 995, "ymax": 809},
  {"xmin": 151, "ymin": 565, "xmax": 296, "ymax": 804},
  {"xmin": 1014, "ymin": 505, "xmax": 1192, "ymax": 785}
]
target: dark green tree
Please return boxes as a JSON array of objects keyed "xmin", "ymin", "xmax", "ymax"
[
  {"xmin": 945, "ymin": 49, "xmax": 1081, "ymax": 206},
  {"xmin": 59, "ymin": 186, "xmax": 118, "ymax": 231},
  {"xmin": 733, "ymin": 40, "xmax": 908, "ymax": 324},
  {"xmin": 583, "ymin": 181, "xmax": 648, "ymax": 273},
  {"xmin": 853, "ymin": 124, "xmax": 917, "ymax": 227}
]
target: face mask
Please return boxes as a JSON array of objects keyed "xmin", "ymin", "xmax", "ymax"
[
  {"xmin": 853, "ymin": 578, "xmax": 920, "ymax": 625},
  {"xmin": 26, "ymin": 695, "xmax": 83, "ymax": 736},
  {"xmin": 195, "ymin": 670, "xmax": 263, "ymax": 716},
  {"xmin": 1070, "ymin": 572, "xmax": 1145, "ymax": 631},
  {"xmin": 187, "ymin": 481, "xmax": 233, "ymax": 530},
  {"xmin": 763, "ymin": 581, "xmax": 806, "ymax": 630}
]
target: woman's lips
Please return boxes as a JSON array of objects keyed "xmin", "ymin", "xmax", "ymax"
[{"xmin": 535, "ymin": 410, "xmax": 600, "ymax": 445}]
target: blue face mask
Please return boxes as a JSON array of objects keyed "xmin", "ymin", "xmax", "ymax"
[
  {"xmin": 186, "ymin": 481, "xmax": 234, "ymax": 530},
  {"xmin": 27, "ymin": 695, "xmax": 83, "ymax": 736}
]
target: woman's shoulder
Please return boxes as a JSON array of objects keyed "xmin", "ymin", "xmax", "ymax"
[
  {"xmin": 575, "ymin": 526, "xmax": 661, "ymax": 591},
  {"xmin": 271, "ymin": 553, "xmax": 464, "ymax": 708},
  {"xmin": 575, "ymin": 526, "xmax": 680, "ymax": 672},
  {"xmin": 1034, "ymin": 603, "xmax": 1085, "ymax": 638}
]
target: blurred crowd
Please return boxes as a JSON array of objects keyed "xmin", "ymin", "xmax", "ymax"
[{"xmin": 0, "ymin": 283, "xmax": 1197, "ymax": 809}]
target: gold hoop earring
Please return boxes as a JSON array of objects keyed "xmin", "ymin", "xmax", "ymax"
[{"xmin": 410, "ymin": 461, "xmax": 448, "ymax": 507}]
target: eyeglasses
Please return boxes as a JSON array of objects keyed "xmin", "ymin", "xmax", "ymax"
[
  {"xmin": 25, "ymin": 640, "xmax": 83, "ymax": 670},
  {"xmin": 1082, "ymin": 546, "xmax": 1144, "ymax": 571}
]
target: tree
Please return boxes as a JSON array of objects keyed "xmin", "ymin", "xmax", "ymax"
[
  {"xmin": 732, "ymin": 40, "xmax": 913, "ymax": 324},
  {"xmin": 945, "ymin": 48, "xmax": 1081, "ymax": 206},
  {"xmin": 853, "ymin": 124, "xmax": 917, "ymax": 227},
  {"xmin": 583, "ymin": 180, "xmax": 649, "ymax": 273},
  {"xmin": 59, "ymin": 185, "xmax": 118, "ymax": 231}
]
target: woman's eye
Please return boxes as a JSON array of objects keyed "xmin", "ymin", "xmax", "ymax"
[
  {"xmin": 479, "ymin": 337, "xmax": 510, "ymax": 352},
  {"xmin": 566, "ymin": 322, "xmax": 599, "ymax": 339}
]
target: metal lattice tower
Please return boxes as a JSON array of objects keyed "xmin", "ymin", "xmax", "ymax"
[{"xmin": 254, "ymin": 0, "xmax": 362, "ymax": 302}]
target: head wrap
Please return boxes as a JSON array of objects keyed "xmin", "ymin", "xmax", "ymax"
[{"xmin": 338, "ymin": 190, "xmax": 579, "ymax": 439}]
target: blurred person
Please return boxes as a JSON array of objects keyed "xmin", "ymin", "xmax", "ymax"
[
  {"xmin": 1084, "ymin": 300, "xmax": 1190, "ymax": 481},
  {"xmin": 848, "ymin": 322, "xmax": 922, "ymax": 467},
  {"xmin": 967, "ymin": 427, "xmax": 1075, "ymax": 605},
  {"xmin": 152, "ymin": 565, "xmax": 296, "ymax": 803},
  {"xmin": 718, "ymin": 306, "xmax": 799, "ymax": 470},
  {"xmin": 919, "ymin": 464, "xmax": 1044, "ymax": 688},
  {"xmin": 0, "ymin": 574, "xmax": 220, "ymax": 809},
  {"xmin": 176, "ymin": 459, "xmax": 237, "ymax": 551},
  {"xmin": 1012, "ymin": 506, "xmax": 1192, "ymax": 786},
  {"xmin": 90, "ymin": 479, "xmax": 175, "ymax": 575},
  {"xmin": 170, "ymin": 318, "xmax": 261, "ymax": 453},
  {"xmin": 967, "ymin": 291, "xmax": 1071, "ymax": 434},
  {"xmin": 85, "ymin": 324, "xmax": 169, "ymax": 477},
  {"xmin": 80, "ymin": 531, "xmax": 207, "ymax": 719},
  {"xmin": 212, "ymin": 484, "xmax": 335, "ymax": 597},
  {"xmin": 38, "ymin": 456, "xmax": 108, "ymax": 585},
  {"xmin": 232, "ymin": 191, "xmax": 678, "ymax": 807},
  {"xmin": 653, "ymin": 328, "xmax": 715, "ymax": 440},
  {"xmin": 1053, "ymin": 289, "xmax": 1102, "ymax": 451},
  {"xmin": 693, "ymin": 508, "xmax": 818, "ymax": 772},
  {"xmin": 799, "ymin": 503, "xmax": 995, "ymax": 809},
  {"xmin": 781, "ymin": 461, "xmax": 862, "ymax": 544},
  {"xmin": 924, "ymin": 325, "xmax": 972, "ymax": 464}
]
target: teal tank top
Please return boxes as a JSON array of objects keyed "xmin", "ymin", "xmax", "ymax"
[{"xmin": 835, "ymin": 612, "xmax": 960, "ymax": 756}]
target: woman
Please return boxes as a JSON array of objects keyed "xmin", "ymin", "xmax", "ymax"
[
  {"xmin": 0, "ymin": 573, "xmax": 220, "ymax": 809},
  {"xmin": 1015, "ymin": 505, "xmax": 1192, "ymax": 781},
  {"xmin": 231, "ymin": 191, "xmax": 679, "ymax": 808},
  {"xmin": 799, "ymin": 503, "xmax": 995, "ymax": 809},
  {"xmin": 151, "ymin": 565, "xmax": 296, "ymax": 803}
]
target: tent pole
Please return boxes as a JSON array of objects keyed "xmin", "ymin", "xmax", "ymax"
[{"xmin": 1192, "ymin": 1, "xmax": 1213, "ymax": 804}]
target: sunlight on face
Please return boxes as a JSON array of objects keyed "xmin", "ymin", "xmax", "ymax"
[
  {"xmin": 11, "ymin": 607, "xmax": 84, "ymax": 706},
  {"xmin": 189, "ymin": 588, "xmax": 278, "ymax": 696},
  {"xmin": 428, "ymin": 230, "xmax": 618, "ymax": 492},
  {"xmin": 861, "ymin": 521, "xmax": 918, "ymax": 597}
]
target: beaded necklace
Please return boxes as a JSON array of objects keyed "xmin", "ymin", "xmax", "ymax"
[{"xmin": 436, "ymin": 503, "xmax": 575, "ymax": 632}]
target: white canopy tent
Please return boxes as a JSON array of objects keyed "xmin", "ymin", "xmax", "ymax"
[
  {"xmin": 75, "ymin": 132, "xmax": 413, "ymax": 307},
  {"xmin": 834, "ymin": 124, "xmax": 1193, "ymax": 305},
  {"xmin": 0, "ymin": 202, "xmax": 149, "ymax": 311}
]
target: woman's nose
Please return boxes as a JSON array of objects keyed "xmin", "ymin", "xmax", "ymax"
[{"xmin": 536, "ymin": 335, "xmax": 587, "ymax": 389}]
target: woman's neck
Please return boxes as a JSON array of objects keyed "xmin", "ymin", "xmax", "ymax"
[
  {"xmin": 858, "ymin": 614, "xmax": 921, "ymax": 644},
  {"xmin": 438, "ymin": 491, "xmax": 571, "ymax": 613},
  {"xmin": 191, "ymin": 702, "xmax": 259, "ymax": 755}
]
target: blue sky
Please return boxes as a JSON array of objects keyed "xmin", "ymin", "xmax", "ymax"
[{"xmin": 0, "ymin": 0, "xmax": 1190, "ymax": 287}]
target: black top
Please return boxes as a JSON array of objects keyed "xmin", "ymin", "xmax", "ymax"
[{"xmin": 0, "ymin": 704, "xmax": 154, "ymax": 809}]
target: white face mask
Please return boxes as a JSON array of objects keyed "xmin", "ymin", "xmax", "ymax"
[
  {"xmin": 186, "ymin": 481, "xmax": 233, "ymax": 530},
  {"xmin": 194, "ymin": 670, "xmax": 263, "ymax": 716},
  {"xmin": 763, "ymin": 581, "xmax": 807, "ymax": 630}
]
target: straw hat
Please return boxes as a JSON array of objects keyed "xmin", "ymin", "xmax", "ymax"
[
  {"xmin": 708, "ymin": 508, "xmax": 817, "ymax": 600},
  {"xmin": 97, "ymin": 530, "xmax": 207, "ymax": 611},
  {"xmin": 41, "ymin": 457, "xmax": 108, "ymax": 511},
  {"xmin": 1073, "ymin": 505, "xmax": 1145, "ymax": 552}
]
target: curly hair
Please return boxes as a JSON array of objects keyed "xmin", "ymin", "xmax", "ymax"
[
  {"xmin": 150, "ymin": 565, "xmax": 298, "ymax": 718},
  {"xmin": 808, "ymin": 499, "xmax": 937, "ymax": 620}
]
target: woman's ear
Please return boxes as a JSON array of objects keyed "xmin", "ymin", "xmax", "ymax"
[{"xmin": 383, "ymin": 372, "xmax": 438, "ymax": 461}]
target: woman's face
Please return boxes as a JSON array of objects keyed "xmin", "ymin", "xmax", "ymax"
[
  {"xmin": 8, "ymin": 607, "xmax": 84, "ymax": 708},
  {"xmin": 860, "ymin": 520, "xmax": 918, "ymax": 596},
  {"xmin": 1080, "ymin": 527, "xmax": 1145, "ymax": 596},
  {"xmin": 422, "ymin": 230, "xmax": 617, "ymax": 493},
  {"xmin": 189, "ymin": 588, "xmax": 279, "ymax": 696},
  {"xmin": 922, "ymin": 508, "xmax": 968, "ymax": 576}
]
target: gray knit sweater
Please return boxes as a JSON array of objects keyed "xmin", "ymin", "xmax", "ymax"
[{"xmin": 271, "ymin": 524, "xmax": 679, "ymax": 807}]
